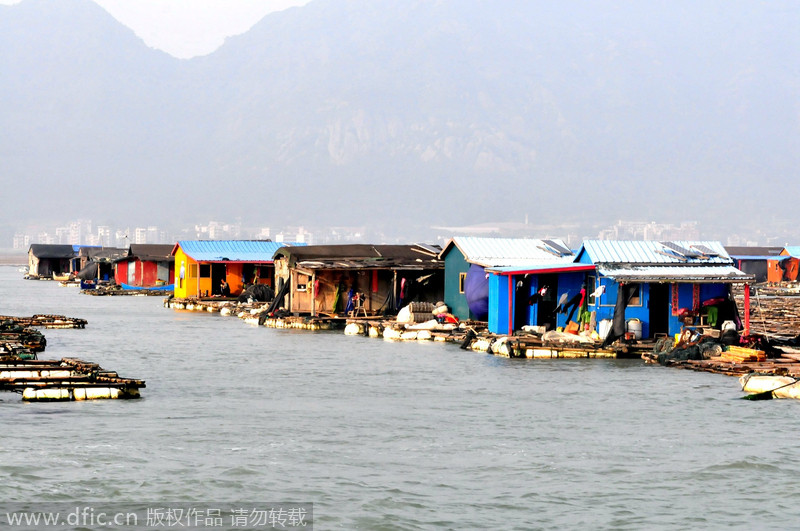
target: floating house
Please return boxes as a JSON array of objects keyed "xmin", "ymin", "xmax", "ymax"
[
  {"xmin": 488, "ymin": 240, "xmax": 754, "ymax": 339},
  {"xmin": 725, "ymin": 246, "xmax": 784, "ymax": 284},
  {"xmin": 773, "ymin": 247, "xmax": 800, "ymax": 283},
  {"xmin": 171, "ymin": 240, "xmax": 305, "ymax": 299},
  {"xmin": 271, "ymin": 244, "xmax": 443, "ymax": 316},
  {"xmin": 439, "ymin": 237, "xmax": 578, "ymax": 322},
  {"xmin": 76, "ymin": 247, "xmax": 127, "ymax": 283},
  {"xmin": 114, "ymin": 244, "xmax": 175, "ymax": 288},
  {"xmin": 578, "ymin": 240, "xmax": 753, "ymax": 339},
  {"xmin": 27, "ymin": 244, "xmax": 78, "ymax": 278}
]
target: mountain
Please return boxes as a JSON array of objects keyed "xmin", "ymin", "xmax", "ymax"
[{"xmin": 1, "ymin": 0, "xmax": 799, "ymax": 232}]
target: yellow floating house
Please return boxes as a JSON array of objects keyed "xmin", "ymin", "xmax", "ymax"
[{"xmin": 171, "ymin": 240, "xmax": 305, "ymax": 299}]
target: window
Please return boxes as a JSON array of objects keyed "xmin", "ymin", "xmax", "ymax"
[
  {"xmin": 190, "ymin": 264, "xmax": 198, "ymax": 278},
  {"xmin": 199, "ymin": 264, "xmax": 211, "ymax": 278},
  {"xmin": 587, "ymin": 275, "xmax": 597, "ymax": 305},
  {"xmin": 628, "ymin": 284, "xmax": 641, "ymax": 306},
  {"xmin": 459, "ymin": 272, "xmax": 467, "ymax": 294}
]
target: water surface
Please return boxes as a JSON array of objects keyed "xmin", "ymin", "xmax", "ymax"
[{"xmin": 1, "ymin": 266, "xmax": 799, "ymax": 529}]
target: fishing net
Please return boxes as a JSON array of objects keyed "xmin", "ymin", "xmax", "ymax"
[{"xmin": 653, "ymin": 336, "xmax": 721, "ymax": 365}]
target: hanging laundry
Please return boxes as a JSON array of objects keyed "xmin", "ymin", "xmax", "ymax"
[
  {"xmin": 528, "ymin": 285, "xmax": 548, "ymax": 305},
  {"xmin": 590, "ymin": 285, "xmax": 606, "ymax": 299},
  {"xmin": 555, "ymin": 292, "xmax": 570, "ymax": 313}
]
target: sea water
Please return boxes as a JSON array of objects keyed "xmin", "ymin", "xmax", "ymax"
[{"xmin": 1, "ymin": 265, "xmax": 799, "ymax": 530}]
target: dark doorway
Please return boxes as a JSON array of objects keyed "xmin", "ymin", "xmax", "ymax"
[
  {"xmin": 211, "ymin": 264, "xmax": 227, "ymax": 295},
  {"xmin": 242, "ymin": 264, "xmax": 255, "ymax": 286},
  {"xmin": 536, "ymin": 274, "xmax": 559, "ymax": 330},
  {"xmin": 513, "ymin": 276, "xmax": 532, "ymax": 331},
  {"xmin": 649, "ymin": 283, "xmax": 670, "ymax": 337}
]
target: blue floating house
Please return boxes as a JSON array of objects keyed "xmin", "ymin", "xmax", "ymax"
[
  {"xmin": 487, "ymin": 240, "xmax": 754, "ymax": 339},
  {"xmin": 438, "ymin": 237, "xmax": 577, "ymax": 322}
]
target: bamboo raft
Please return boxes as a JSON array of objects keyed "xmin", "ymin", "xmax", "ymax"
[
  {"xmin": 0, "ymin": 314, "xmax": 87, "ymax": 329},
  {"xmin": 1, "ymin": 314, "xmax": 144, "ymax": 401},
  {"xmin": 0, "ymin": 322, "xmax": 46, "ymax": 355},
  {"xmin": 653, "ymin": 349, "xmax": 800, "ymax": 378},
  {"xmin": 0, "ymin": 357, "xmax": 145, "ymax": 401},
  {"xmin": 83, "ymin": 286, "xmax": 173, "ymax": 296}
]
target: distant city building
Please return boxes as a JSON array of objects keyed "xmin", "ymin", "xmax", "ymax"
[
  {"xmin": 12, "ymin": 233, "xmax": 30, "ymax": 250},
  {"xmin": 597, "ymin": 220, "xmax": 699, "ymax": 241},
  {"xmin": 115, "ymin": 230, "xmax": 130, "ymax": 248},
  {"xmin": 97, "ymin": 226, "xmax": 112, "ymax": 247},
  {"xmin": 134, "ymin": 227, "xmax": 148, "ymax": 244}
]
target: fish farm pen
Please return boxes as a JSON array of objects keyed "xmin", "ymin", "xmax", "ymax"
[{"xmin": 0, "ymin": 315, "xmax": 145, "ymax": 402}]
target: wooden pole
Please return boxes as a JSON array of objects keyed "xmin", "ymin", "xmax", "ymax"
[
  {"xmin": 744, "ymin": 282, "xmax": 750, "ymax": 336},
  {"xmin": 311, "ymin": 272, "xmax": 316, "ymax": 317},
  {"xmin": 508, "ymin": 274, "xmax": 514, "ymax": 337}
]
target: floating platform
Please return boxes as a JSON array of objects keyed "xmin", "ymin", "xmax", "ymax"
[
  {"xmin": 1, "ymin": 314, "xmax": 143, "ymax": 401},
  {"xmin": 0, "ymin": 314, "xmax": 87, "ymax": 329},
  {"xmin": 0, "ymin": 357, "xmax": 145, "ymax": 401},
  {"xmin": 0, "ymin": 322, "xmax": 46, "ymax": 355},
  {"xmin": 83, "ymin": 286, "xmax": 173, "ymax": 296},
  {"xmin": 660, "ymin": 351, "xmax": 800, "ymax": 378}
]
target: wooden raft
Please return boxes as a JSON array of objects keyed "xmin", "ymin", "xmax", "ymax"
[
  {"xmin": 0, "ymin": 357, "xmax": 145, "ymax": 401},
  {"xmin": 0, "ymin": 314, "xmax": 87, "ymax": 329}
]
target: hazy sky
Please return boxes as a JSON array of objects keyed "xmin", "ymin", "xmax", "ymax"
[{"xmin": 0, "ymin": 0, "xmax": 311, "ymax": 58}]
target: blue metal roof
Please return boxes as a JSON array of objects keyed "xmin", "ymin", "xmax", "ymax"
[
  {"xmin": 441, "ymin": 237, "xmax": 575, "ymax": 268},
  {"xmin": 487, "ymin": 263, "xmax": 596, "ymax": 275},
  {"xmin": 175, "ymin": 240, "xmax": 306, "ymax": 262},
  {"xmin": 783, "ymin": 246, "xmax": 800, "ymax": 258},
  {"xmin": 730, "ymin": 255, "xmax": 788, "ymax": 261},
  {"xmin": 579, "ymin": 240, "xmax": 732, "ymax": 265}
]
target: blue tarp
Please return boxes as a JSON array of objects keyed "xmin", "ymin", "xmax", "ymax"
[{"xmin": 465, "ymin": 264, "xmax": 489, "ymax": 320}]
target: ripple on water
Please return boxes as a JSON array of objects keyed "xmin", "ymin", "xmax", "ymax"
[{"xmin": 3, "ymin": 266, "xmax": 800, "ymax": 528}]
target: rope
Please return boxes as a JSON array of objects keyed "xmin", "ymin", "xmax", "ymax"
[{"xmin": 754, "ymin": 287, "xmax": 769, "ymax": 336}]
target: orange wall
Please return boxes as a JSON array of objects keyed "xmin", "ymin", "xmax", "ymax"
[
  {"xmin": 173, "ymin": 252, "xmax": 275, "ymax": 298},
  {"xmin": 767, "ymin": 257, "xmax": 800, "ymax": 283}
]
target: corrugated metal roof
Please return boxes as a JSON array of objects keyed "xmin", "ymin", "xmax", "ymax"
[
  {"xmin": 176, "ymin": 240, "xmax": 305, "ymax": 262},
  {"xmin": 444, "ymin": 237, "xmax": 575, "ymax": 267},
  {"xmin": 597, "ymin": 265, "xmax": 753, "ymax": 283},
  {"xmin": 725, "ymin": 246, "xmax": 784, "ymax": 257},
  {"xmin": 582, "ymin": 240, "xmax": 732, "ymax": 265},
  {"xmin": 731, "ymin": 255, "xmax": 786, "ymax": 261},
  {"xmin": 487, "ymin": 263, "xmax": 596, "ymax": 275},
  {"xmin": 782, "ymin": 246, "xmax": 800, "ymax": 258},
  {"xmin": 127, "ymin": 244, "xmax": 176, "ymax": 262},
  {"xmin": 275, "ymin": 244, "xmax": 443, "ymax": 270}
]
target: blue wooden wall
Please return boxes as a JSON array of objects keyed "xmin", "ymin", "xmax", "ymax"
[{"xmin": 490, "ymin": 270, "xmax": 732, "ymax": 338}]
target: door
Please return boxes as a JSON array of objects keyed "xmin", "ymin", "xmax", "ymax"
[
  {"xmin": 513, "ymin": 275, "xmax": 532, "ymax": 331},
  {"xmin": 649, "ymin": 283, "xmax": 670, "ymax": 337},
  {"xmin": 536, "ymin": 274, "xmax": 559, "ymax": 330}
]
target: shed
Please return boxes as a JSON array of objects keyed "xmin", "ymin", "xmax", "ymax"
[
  {"xmin": 272, "ymin": 244, "xmax": 443, "ymax": 316},
  {"xmin": 576, "ymin": 240, "xmax": 753, "ymax": 341},
  {"xmin": 725, "ymin": 246, "xmax": 784, "ymax": 283},
  {"xmin": 773, "ymin": 247, "xmax": 800, "ymax": 283},
  {"xmin": 114, "ymin": 244, "xmax": 175, "ymax": 288},
  {"xmin": 438, "ymin": 237, "xmax": 575, "ymax": 321},
  {"xmin": 76, "ymin": 247, "xmax": 127, "ymax": 283},
  {"xmin": 27, "ymin": 244, "xmax": 78, "ymax": 278},
  {"xmin": 485, "ymin": 261, "xmax": 596, "ymax": 335},
  {"xmin": 171, "ymin": 240, "xmax": 305, "ymax": 299}
]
